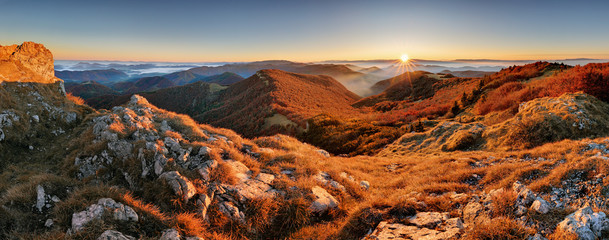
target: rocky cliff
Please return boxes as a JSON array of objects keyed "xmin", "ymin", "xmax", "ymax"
[{"xmin": 0, "ymin": 41, "xmax": 58, "ymax": 83}]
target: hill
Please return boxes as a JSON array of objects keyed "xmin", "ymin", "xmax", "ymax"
[
  {"xmin": 86, "ymin": 69, "xmax": 361, "ymax": 138},
  {"xmin": 172, "ymin": 61, "xmax": 383, "ymax": 96},
  {"xmin": 191, "ymin": 72, "xmax": 245, "ymax": 85},
  {"xmin": 55, "ymin": 69, "xmax": 128, "ymax": 84},
  {"xmin": 64, "ymin": 81, "xmax": 119, "ymax": 99},
  {"xmin": 355, "ymin": 71, "xmax": 442, "ymax": 106},
  {"xmin": 199, "ymin": 69, "xmax": 361, "ymax": 137}
]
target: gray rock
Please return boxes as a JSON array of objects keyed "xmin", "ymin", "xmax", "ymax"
[
  {"xmin": 528, "ymin": 233, "xmax": 548, "ymax": 240},
  {"xmin": 71, "ymin": 198, "xmax": 138, "ymax": 232},
  {"xmin": 309, "ymin": 186, "xmax": 339, "ymax": 213},
  {"xmin": 316, "ymin": 149, "xmax": 330, "ymax": 157},
  {"xmin": 44, "ymin": 219, "xmax": 53, "ymax": 228},
  {"xmin": 256, "ymin": 173, "xmax": 275, "ymax": 184},
  {"xmin": 463, "ymin": 201, "xmax": 486, "ymax": 224},
  {"xmin": 409, "ymin": 212, "xmax": 449, "ymax": 228},
  {"xmin": 160, "ymin": 228, "xmax": 181, "ymax": 240},
  {"xmin": 556, "ymin": 206, "xmax": 609, "ymax": 240},
  {"xmin": 97, "ymin": 230, "xmax": 136, "ymax": 240},
  {"xmin": 159, "ymin": 171, "xmax": 197, "ymax": 203},
  {"xmin": 197, "ymin": 159, "xmax": 218, "ymax": 181},
  {"xmin": 531, "ymin": 198, "xmax": 550, "ymax": 214},
  {"xmin": 107, "ymin": 140, "xmax": 133, "ymax": 160},
  {"xmin": 35, "ymin": 185, "xmax": 46, "ymax": 212},
  {"xmin": 218, "ymin": 201, "xmax": 245, "ymax": 223},
  {"xmin": 360, "ymin": 180, "xmax": 370, "ymax": 190},
  {"xmin": 366, "ymin": 220, "xmax": 462, "ymax": 240}
]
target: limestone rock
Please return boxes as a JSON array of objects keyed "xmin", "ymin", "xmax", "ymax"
[
  {"xmin": 556, "ymin": 206, "xmax": 609, "ymax": 240},
  {"xmin": 409, "ymin": 212, "xmax": 450, "ymax": 228},
  {"xmin": 71, "ymin": 198, "xmax": 138, "ymax": 232},
  {"xmin": 35, "ymin": 185, "xmax": 46, "ymax": 212},
  {"xmin": 218, "ymin": 201, "xmax": 245, "ymax": 223},
  {"xmin": 160, "ymin": 228, "xmax": 181, "ymax": 240},
  {"xmin": 309, "ymin": 186, "xmax": 339, "ymax": 213},
  {"xmin": 97, "ymin": 230, "xmax": 136, "ymax": 240},
  {"xmin": 531, "ymin": 198, "xmax": 550, "ymax": 214},
  {"xmin": 366, "ymin": 219, "xmax": 463, "ymax": 240},
  {"xmin": 0, "ymin": 42, "xmax": 57, "ymax": 83},
  {"xmin": 159, "ymin": 171, "xmax": 197, "ymax": 203},
  {"xmin": 316, "ymin": 149, "xmax": 330, "ymax": 157}
]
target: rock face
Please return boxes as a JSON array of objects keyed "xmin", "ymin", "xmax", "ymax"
[
  {"xmin": 556, "ymin": 206, "xmax": 609, "ymax": 240},
  {"xmin": 71, "ymin": 198, "xmax": 138, "ymax": 232},
  {"xmin": 0, "ymin": 42, "xmax": 58, "ymax": 83}
]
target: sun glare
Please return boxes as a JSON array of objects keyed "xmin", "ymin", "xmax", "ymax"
[{"xmin": 400, "ymin": 54, "xmax": 409, "ymax": 63}]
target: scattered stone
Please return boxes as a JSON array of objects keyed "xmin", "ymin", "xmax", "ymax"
[
  {"xmin": 309, "ymin": 186, "xmax": 339, "ymax": 213},
  {"xmin": 97, "ymin": 230, "xmax": 135, "ymax": 240},
  {"xmin": 316, "ymin": 149, "xmax": 330, "ymax": 157},
  {"xmin": 360, "ymin": 180, "xmax": 370, "ymax": 190},
  {"xmin": 44, "ymin": 219, "xmax": 53, "ymax": 228}
]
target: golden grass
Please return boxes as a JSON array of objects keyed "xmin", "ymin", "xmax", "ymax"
[{"xmin": 465, "ymin": 217, "xmax": 535, "ymax": 240}]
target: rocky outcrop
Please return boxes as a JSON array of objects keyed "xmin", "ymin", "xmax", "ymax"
[
  {"xmin": 71, "ymin": 198, "xmax": 138, "ymax": 232},
  {"xmin": 556, "ymin": 206, "xmax": 609, "ymax": 240},
  {"xmin": 0, "ymin": 42, "xmax": 58, "ymax": 83}
]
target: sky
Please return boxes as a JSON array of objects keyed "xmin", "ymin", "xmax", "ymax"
[{"xmin": 1, "ymin": 0, "xmax": 609, "ymax": 62}]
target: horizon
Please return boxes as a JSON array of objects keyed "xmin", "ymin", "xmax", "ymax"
[{"xmin": 2, "ymin": 0, "xmax": 609, "ymax": 62}]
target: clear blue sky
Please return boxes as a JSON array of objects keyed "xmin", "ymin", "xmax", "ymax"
[{"xmin": 1, "ymin": 0, "xmax": 608, "ymax": 62}]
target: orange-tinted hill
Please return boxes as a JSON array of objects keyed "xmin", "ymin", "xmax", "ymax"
[
  {"xmin": 355, "ymin": 71, "xmax": 441, "ymax": 107},
  {"xmin": 198, "ymin": 69, "xmax": 362, "ymax": 137}
]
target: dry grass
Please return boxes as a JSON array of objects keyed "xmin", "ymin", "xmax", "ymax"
[
  {"xmin": 66, "ymin": 92, "xmax": 85, "ymax": 105},
  {"xmin": 465, "ymin": 217, "xmax": 535, "ymax": 240}
]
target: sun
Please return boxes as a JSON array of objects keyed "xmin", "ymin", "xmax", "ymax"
[{"xmin": 400, "ymin": 53, "xmax": 409, "ymax": 63}]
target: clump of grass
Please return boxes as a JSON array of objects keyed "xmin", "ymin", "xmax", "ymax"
[
  {"xmin": 465, "ymin": 217, "xmax": 534, "ymax": 240},
  {"xmin": 209, "ymin": 161, "xmax": 238, "ymax": 185},
  {"xmin": 491, "ymin": 188, "xmax": 517, "ymax": 217},
  {"xmin": 170, "ymin": 213, "xmax": 205, "ymax": 238}
]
